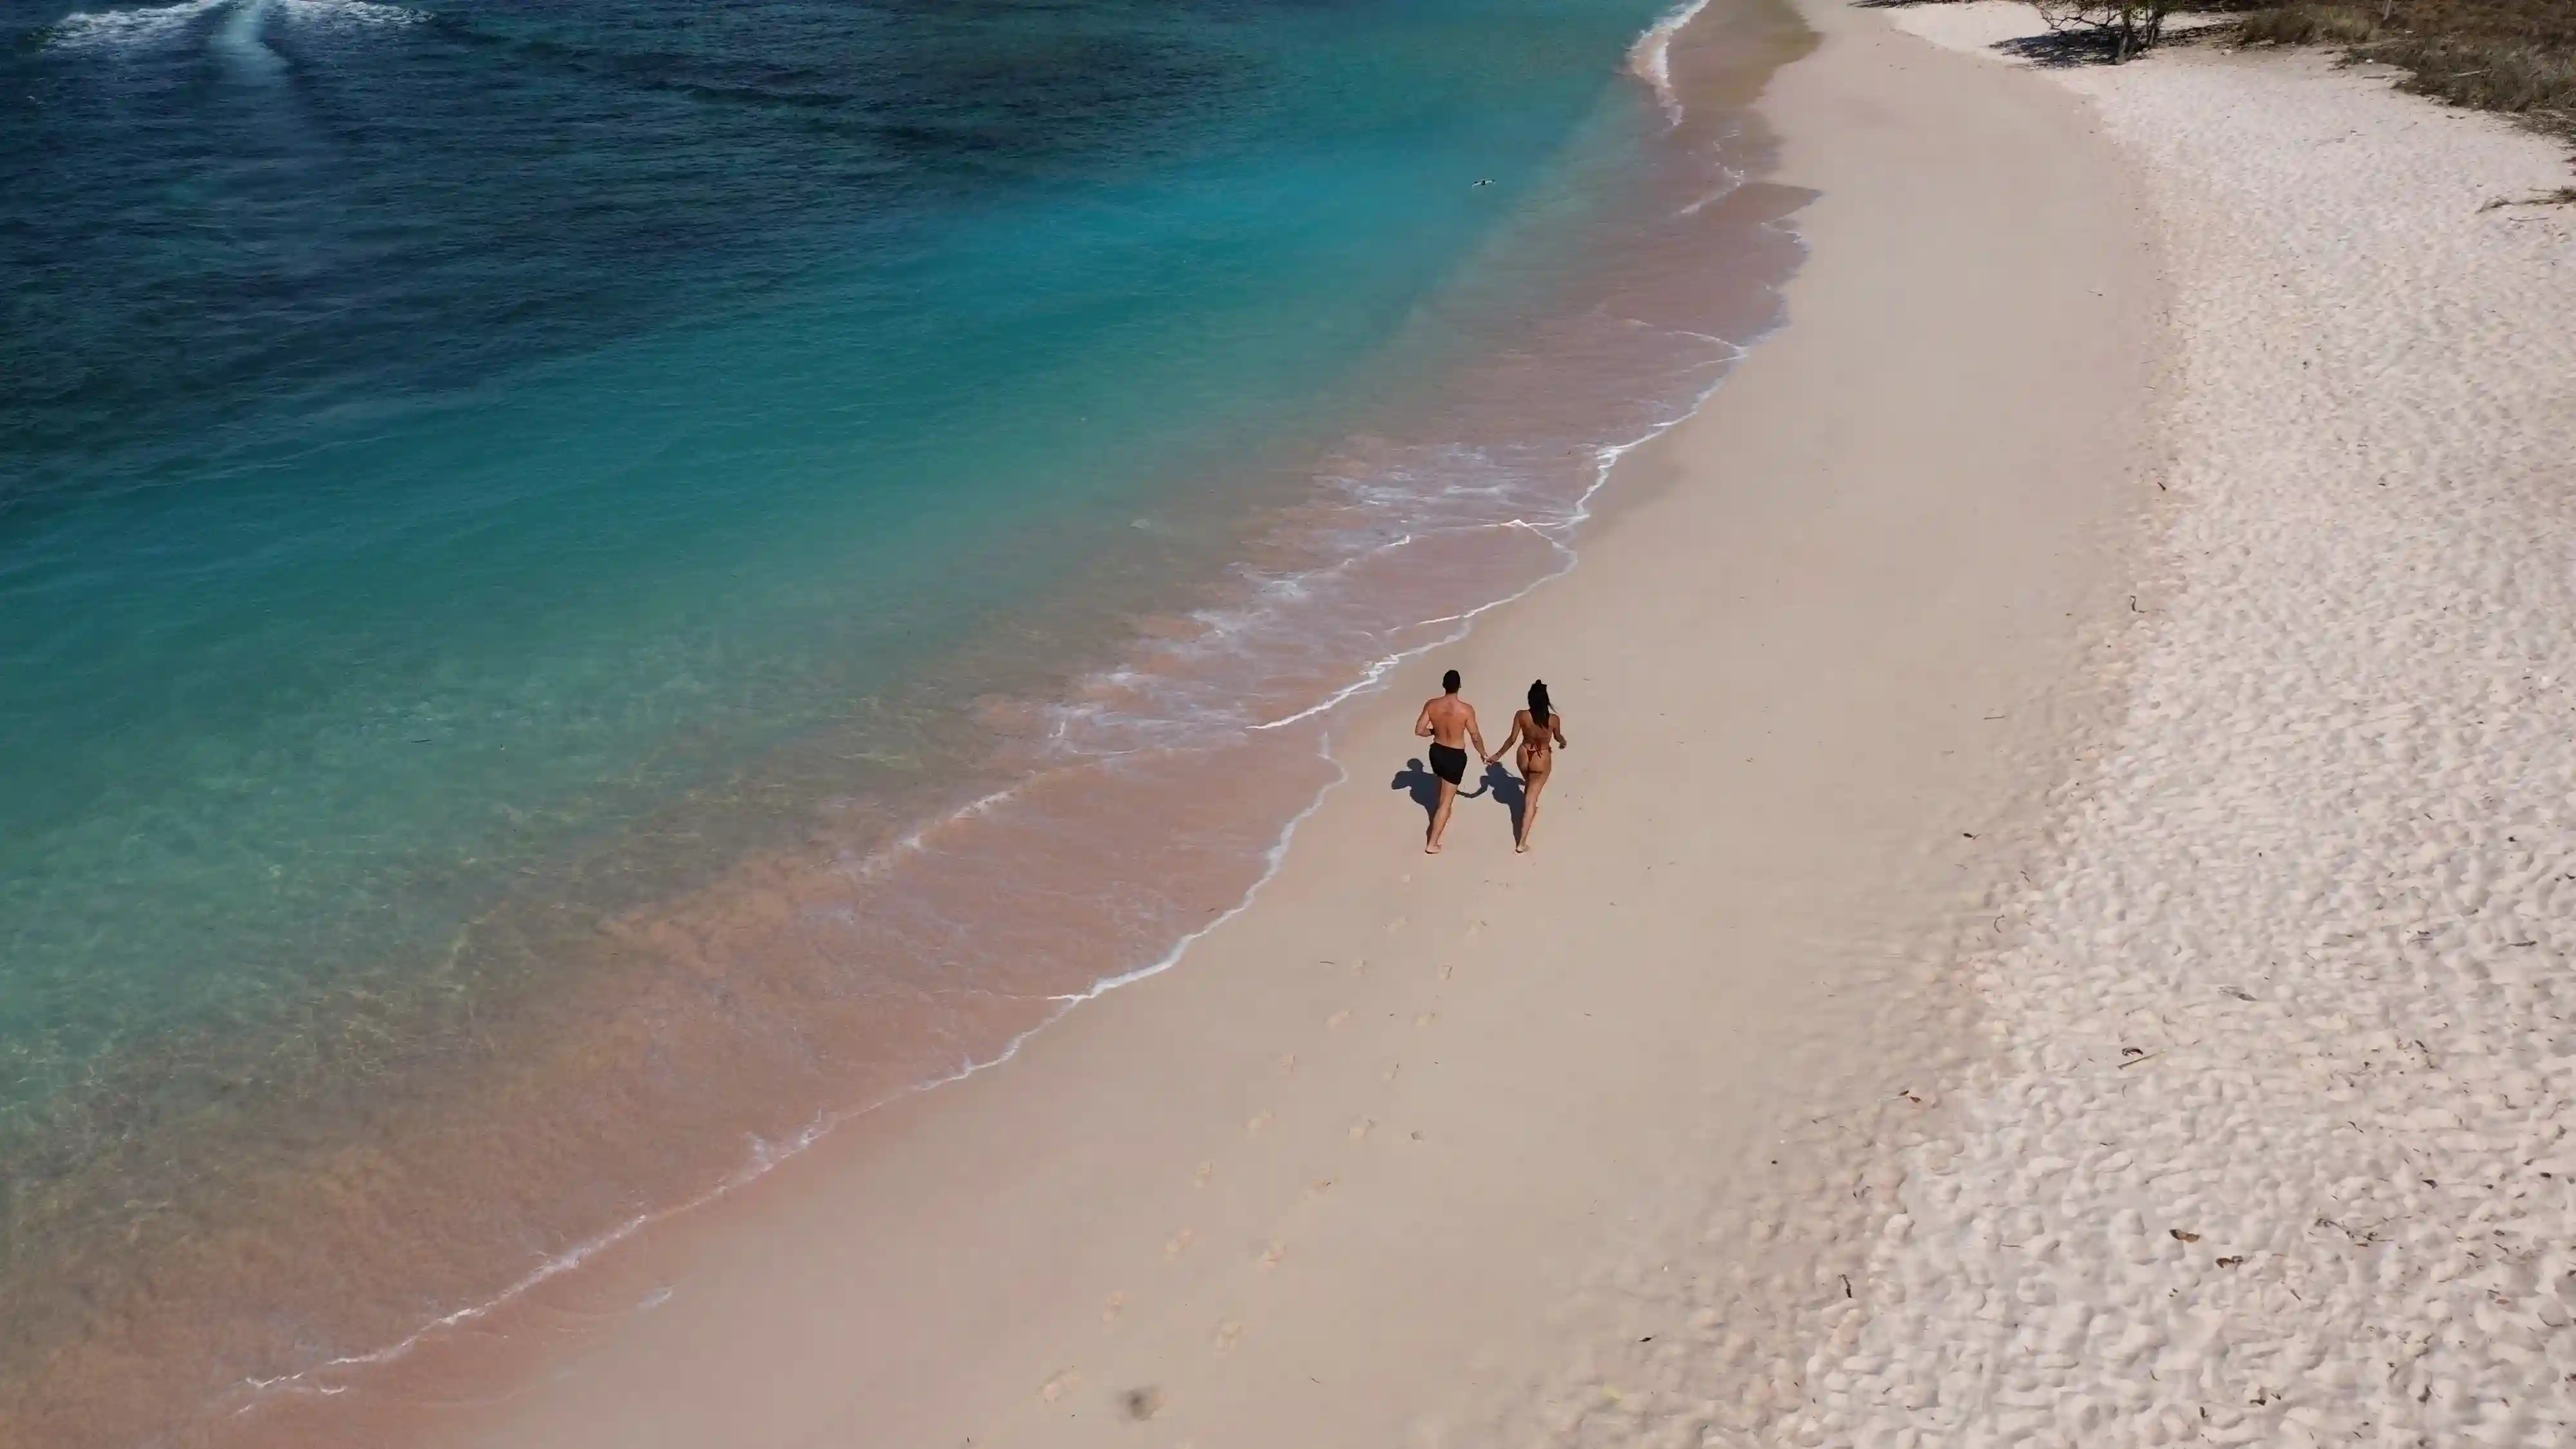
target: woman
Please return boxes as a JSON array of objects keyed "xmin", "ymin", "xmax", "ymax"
[{"xmin": 1486, "ymin": 679, "xmax": 1567, "ymax": 853}]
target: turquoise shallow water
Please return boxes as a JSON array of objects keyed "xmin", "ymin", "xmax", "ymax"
[{"xmin": 0, "ymin": 0, "xmax": 1806, "ymax": 1436}]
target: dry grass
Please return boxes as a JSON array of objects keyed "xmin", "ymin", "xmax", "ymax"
[{"xmin": 2237, "ymin": 0, "xmax": 2576, "ymax": 144}]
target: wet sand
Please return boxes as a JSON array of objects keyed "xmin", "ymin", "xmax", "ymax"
[{"xmin": 311, "ymin": 0, "xmax": 2179, "ymax": 1443}]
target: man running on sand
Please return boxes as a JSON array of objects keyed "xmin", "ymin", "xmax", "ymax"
[{"xmin": 1412, "ymin": 668, "xmax": 1488, "ymax": 855}]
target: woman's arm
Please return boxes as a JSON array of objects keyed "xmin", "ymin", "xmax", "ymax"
[
  {"xmin": 1487, "ymin": 712, "xmax": 1522, "ymax": 764},
  {"xmin": 1550, "ymin": 713, "xmax": 1567, "ymax": 749}
]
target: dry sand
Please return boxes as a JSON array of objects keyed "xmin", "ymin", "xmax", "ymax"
[
  {"xmin": 1795, "ymin": 7, "xmax": 2576, "ymax": 1444},
  {"xmin": 341, "ymin": 3, "xmax": 2570, "ymax": 1447}
]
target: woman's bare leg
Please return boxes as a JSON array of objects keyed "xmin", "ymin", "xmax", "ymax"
[{"xmin": 1518, "ymin": 767, "xmax": 1549, "ymax": 851}]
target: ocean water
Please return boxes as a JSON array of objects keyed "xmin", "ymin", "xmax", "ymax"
[{"xmin": 0, "ymin": 0, "xmax": 1810, "ymax": 1440}]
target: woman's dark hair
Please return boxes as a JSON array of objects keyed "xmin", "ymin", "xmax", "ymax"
[
  {"xmin": 1528, "ymin": 679, "xmax": 1551, "ymax": 726},
  {"xmin": 1441, "ymin": 668, "xmax": 1461, "ymax": 694}
]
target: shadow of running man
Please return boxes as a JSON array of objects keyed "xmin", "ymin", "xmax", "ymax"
[{"xmin": 1392, "ymin": 756, "xmax": 1498, "ymax": 840}]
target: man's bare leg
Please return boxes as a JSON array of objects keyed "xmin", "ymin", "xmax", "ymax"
[{"xmin": 1426, "ymin": 779, "xmax": 1457, "ymax": 853}]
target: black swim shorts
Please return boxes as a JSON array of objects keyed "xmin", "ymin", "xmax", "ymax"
[{"xmin": 1428, "ymin": 743, "xmax": 1468, "ymax": 786}]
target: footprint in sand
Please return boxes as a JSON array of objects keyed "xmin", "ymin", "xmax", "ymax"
[
  {"xmin": 1464, "ymin": 920, "xmax": 1485, "ymax": 940},
  {"xmin": 1192, "ymin": 1161, "xmax": 1214, "ymax": 1188},
  {"xmin": 1414, "ymin": 1012, "xmax": 1437, "ymax": 1027},
  {"xmin": 1256, "ymin": 1240, "xmax": 1285, "ymax": 1272},
  {"xmin": 1211, "ymin": 1320, "xmax": 1244, "ymax": 1354},
  {"xmin": 1387, "ymin": 917, "xmax": 1407, "ymax": 936},
  {"xmin": 1102, "ymin": 1292, "xmax": 1127, "ymax": 1326},
  {"xmin": 1437, "ymin": 964, "xmax": 1453, "ymax": 980},
  {"xmin": 1384, "ymin": 1063, "xmax": 1403, "ymax": 1083},
  {"xmin": 1040, "ymin": 1367, "xmax": 1081, "ymax": 1403},
  {"xmin": 1246, "ymin": 1111, "xmax": 1273, "ymax": 1137},
  {"xmin": 1164, "ymin": 1229, "xmax": 1195, "ymax": 1260},
  {"xmin": 1307, "ymin": 1177, "xmax": 1336, "ymax": 1199},
  {"xmin": 1350, "ymin": 1117, "xmax": 1375, "ymax": 1141},
  {"xmin": 1327, "ymin": 1009, "xmax": 1351, "ymax": 1029},
  {"xmin": 1277, "ymin": 1052, "xmax": 1298, "ymax": 1076}
]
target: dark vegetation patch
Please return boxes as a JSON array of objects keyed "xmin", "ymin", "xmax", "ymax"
[{"xmin": 2239, "ymin": 0, "xmax": 2576, "ymax": 144}]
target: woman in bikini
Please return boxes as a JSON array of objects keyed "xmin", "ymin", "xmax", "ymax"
[{"xmin": 1486, "ymin": 679, "xmax": 1567, "ymax": 853}]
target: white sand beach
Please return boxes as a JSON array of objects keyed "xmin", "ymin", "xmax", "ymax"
[
  {"xmin": 1795, "ymin": 7, "xmax": 2576, "ymax": 1443},
  {"xmin": 295, "ymin": 3, "xmax": 2576, "ymax": 1446}
]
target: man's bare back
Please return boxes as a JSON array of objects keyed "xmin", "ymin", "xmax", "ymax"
[{"xmin": 1418, "ymin": 693, "xmax": 1475, "ymax": 750}]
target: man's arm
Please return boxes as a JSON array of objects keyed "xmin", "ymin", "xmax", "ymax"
[
  {"xmin": 1414, "ymin": 700, "xmax": 1435, "ymax": 739},
  {"xmin": 1466, "ymin": 706, "xmax": 1489, "ymax": 761}
]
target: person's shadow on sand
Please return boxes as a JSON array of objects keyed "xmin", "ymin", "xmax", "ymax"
[
  {"xmin": 1477, "ymin": 761, "xmax": 1526, "ymax": 840},
  {"xmin": 1391, "ymin": 756, "xmax": 1507, "ymax": 835},
  {"xmin": 1390, "ymin": 758, "xmax": 1443, "ymax": 828}
]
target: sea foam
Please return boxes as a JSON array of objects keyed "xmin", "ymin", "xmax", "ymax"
[
  {"xmin": 46, "ymin": 0, "xmax": 420, "ymax": 52},
  {"xmin": 45, "ymin": 0, "xmax": 229, "ymax": 52}
]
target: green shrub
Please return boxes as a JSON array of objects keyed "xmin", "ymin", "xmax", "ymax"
[{"xmin": 2036, "ymin": 0, "xmax": 2183, "ymax": 61}]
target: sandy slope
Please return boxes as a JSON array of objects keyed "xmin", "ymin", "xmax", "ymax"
[
  {"xmin": 324, "ymin": 2, "xmax": 2179, "ymax": 1445},
  {"xmin": 1786, "ymin": 7, "xmax": 2576, "ymax": 1445}
]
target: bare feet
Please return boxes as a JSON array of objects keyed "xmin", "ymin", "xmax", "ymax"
[{"xmin": 1424, "ymin": 842, "xmax": 1442, "ymax": 855}]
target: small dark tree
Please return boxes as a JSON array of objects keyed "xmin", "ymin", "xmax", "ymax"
[{"xmin": 2032, "ymin": 0, "xmax": 2177, "ymax": 60}]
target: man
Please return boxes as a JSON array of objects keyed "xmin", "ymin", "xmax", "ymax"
[{"xmin": 1412, "ymin": 668, "xmax": 1488, "ymax": 855}]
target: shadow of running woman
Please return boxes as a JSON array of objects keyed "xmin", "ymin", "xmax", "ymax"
[{"xmin": 1475, "ymin": 760, "xmax": 1525, "ymax": 842}]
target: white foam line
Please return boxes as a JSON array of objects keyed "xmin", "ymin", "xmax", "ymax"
[
  {"xmin": 229, "ymin": 737, "xmax": 1358, "ymax": 1414},
  {"xmin": 1630, "ymin": 0, "xmax": 1718, "ymax": 128},
  {"xmin": 1248, "ymin": 352, "xmax": 1761, "ymax": 736},
  {"xmin": 1246, "ymin": 659, "xmax": 1406, "ymax": 733},
  {"xmin": 840, "ymin": 780, "xmax": 1031, "ymax": 884},
  {"xmin": 45, "ymin": 0, "xmax": 229, "ymax": 51},
  {"xmin": 1073, "ymin": 512, "xmax": 1576, "ymax": 739},
  {"xmin": 1048, "ymin": 739, "xmax": 1350, "ymax": 1003},
  {"xmin": 276, "ymin": 0, "xmax": 423, "ymax": 28},
  {"xmin": 1680, "ymin": 170, "xmax": 1750, "ymax": 217},
  {"xmin": 237, "ymin": 1097, "xmax": 853, "ymax": 1399},
  {"xmin": 1246, "ymin": 558, "xmax": 1573, "ymax": 734}
]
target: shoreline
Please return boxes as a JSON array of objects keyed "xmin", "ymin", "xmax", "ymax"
[
  {"xmin": 184, "ymin": 0, "xmax": 1823, "ymax": 1435},
  {"xmin": 254, "ymin": 0, "xmax": 2182, "ymax": 1442},
  {"xmin": 6, "ymin": 4, "xmax": 1813, "ymax": 1440}
]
